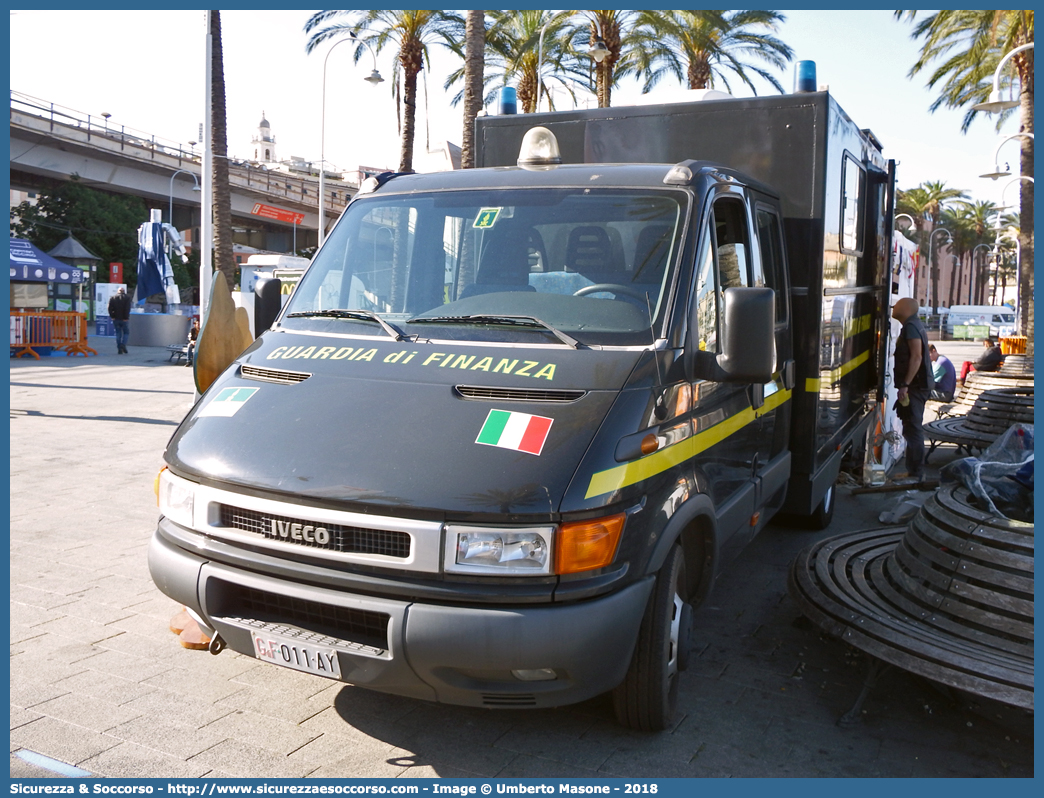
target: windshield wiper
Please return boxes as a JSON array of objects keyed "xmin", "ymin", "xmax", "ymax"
[
  {"xmin": 285, "ymin": 309, "xmax": 408, "ymax": 341},
  {"xmin": 407, "ymin": 314, "xmax": 580, "ymax": 349}
]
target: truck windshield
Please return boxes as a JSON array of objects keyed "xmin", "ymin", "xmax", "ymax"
[{"xmin": 283, "ymin": 188, "xmax": 686, "ymax": 347}]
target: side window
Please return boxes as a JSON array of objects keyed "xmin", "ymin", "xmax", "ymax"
[
  {"xmin": 713, "ymin": 196, "xmax": 750, "ymax": 290},
  {"xmin": 755, "ymin": 206, "xmax": 788, "ymax": 325},
  {"xmin": 693, "ymin": 225, "xmax": 718, "ymax": 352},
  {"xmin": 841, "ymin": 154, "xmax": 864, "ymax": 254},
  {"xmin": 693, "ymin": 196, "xmax": 752, "ymax": 353}
]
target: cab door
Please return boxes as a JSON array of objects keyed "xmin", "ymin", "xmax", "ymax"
[
  {"xmin": 689, "ymin": 189, "xmax": 761, "ymax": 549},
  {"xmin": 749, "ymin": 200, "xmax": 793, "ymax": 517}
]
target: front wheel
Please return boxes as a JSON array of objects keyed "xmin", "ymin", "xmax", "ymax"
[
  {"xmin": 613, "ymin": 544, "xmax": 691, "ymax": 730},
  {"xmin": 808, "ymin": 484, "xmax": 835, "ymax": 530}
]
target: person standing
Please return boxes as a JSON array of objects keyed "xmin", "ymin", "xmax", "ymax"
[
  {"xmin": 107, "ymin": 286, "xmax": 131, "ymax": 355},
  {"xmin": 929, "ymin": 344, "xmax": 957, "ymax": 402},
  {"xmin": 892, "ymin": 297, "xmax": 934, "ymax": 482}
]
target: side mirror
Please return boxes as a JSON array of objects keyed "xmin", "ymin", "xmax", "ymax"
[
  {"xmin": 718, "ymin": 287, "xmax": 775, "ymax": 382},
  {"xmin": 693, "ymin": 287, "xmax": 776, "ymax": 383},
  {"xmin": 254, "ymin": 277, "xmax": 283, "ymax": 337}
]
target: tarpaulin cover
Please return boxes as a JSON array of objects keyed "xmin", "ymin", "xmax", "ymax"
[{"xmin": 9, "ymin": 238, "xmax": 86, "ymax": 283}]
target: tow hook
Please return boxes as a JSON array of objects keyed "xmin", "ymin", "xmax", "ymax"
[{"xmin": 208, "ymin": 633, "xmax": 226, "ymax": 656}]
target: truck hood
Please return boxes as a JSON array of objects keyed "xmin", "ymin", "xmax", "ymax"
[{"xmin": 166, "ymin": 332, "xmax": 642, "ymax": 518}]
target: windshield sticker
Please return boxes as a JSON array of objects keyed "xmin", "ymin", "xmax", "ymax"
[
  {"xmin": 198, "ymin": 386, "xmax": 259, "ymax": 417},
  {"xmin": 476, "ymin": 410, "xmax": 553, "ymax": 456},
  {"xmin": 473, "ymin": 207, "xmax": 502, "ymax": 228},
  {"xmin": 265, "ymin": 346, "xmax": 557, "ymax": 381}
]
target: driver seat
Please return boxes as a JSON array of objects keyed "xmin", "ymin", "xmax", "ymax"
[
  {"xmin": 565, "ymin": 226, "xmax": 612, "ymax": 275},
  {"xmin": 460, "ymin": 225, "xmax": 537, "ymax": 299}
]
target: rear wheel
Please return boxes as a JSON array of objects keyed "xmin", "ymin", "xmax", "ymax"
[{"xmin": 613, "ymin": 544, "xmax": 691, "ymax": 730}]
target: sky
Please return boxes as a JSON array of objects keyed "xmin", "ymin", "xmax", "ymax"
[{"xmin": 8, "ymin": 9, "xmax": 1028, "ymax": 211}]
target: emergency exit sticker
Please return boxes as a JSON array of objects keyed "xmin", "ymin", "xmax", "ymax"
[
  {"xmin": 476, "ymin": 409, "xmax": 553, "ymax": 455},
  {"xmin": 473, "ymin": 207, "xmax": 502, "ymax": 228},
  {"xmin": 198, "ymin": 387, "xmax": 259, "ymax": 417}
]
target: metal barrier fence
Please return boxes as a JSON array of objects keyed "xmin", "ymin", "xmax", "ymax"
[
  {"xmin": 1001, "ymin": 335, "xmax": 1028, "ymax": 355},
  {"xmin": 10, "ymin": 311, "xmax": 97, "ymax": 359}
]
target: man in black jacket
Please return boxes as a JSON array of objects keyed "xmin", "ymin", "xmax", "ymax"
[
  {"xmin": 107, "ymin": 286, "xmax": 131, "ymax": 354},
  {"xmin": 892, "ymin": 297, "xmax": 934, "ymax": 482}
]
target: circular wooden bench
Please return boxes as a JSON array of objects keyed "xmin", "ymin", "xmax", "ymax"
[
  {"xmin": 789, "ymin": 484, "xmax": 1034, "ymax": 712},
  {"xmin": 1001, "ymin": 355, "xmax": 1034, "ymax": 376},
  {"xmin": 931, "ymin": 369, "xmax": 1034, "ymax": 419},
  {"xmin": 925, "ymin": 386, "xmax": 1034, "ymax": 459}
]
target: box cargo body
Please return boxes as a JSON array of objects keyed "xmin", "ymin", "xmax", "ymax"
[{"xmin": 477, "ymin": 92, "xmax": 894, "ymax": 515}]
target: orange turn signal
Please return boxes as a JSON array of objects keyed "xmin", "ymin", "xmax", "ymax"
[
  {"xmin": 640, "ymin": 434, "xmax": 660, "ymax": 455},
  {"xmin": 154, "ymin": 467, "xmax": 167, "ymax": 506},
  {"xmin": 555, "ymin": 513, "xmax": 625, "ymax": 574}
]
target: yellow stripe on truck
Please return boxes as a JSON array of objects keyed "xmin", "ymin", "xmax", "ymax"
[
  {"xmin": 804, "ymin": 348, "xmax": 871, "ymax": 393},
  {"xmin": 585, "ymin": 388, "xmax": 792, "ymax": 500}
]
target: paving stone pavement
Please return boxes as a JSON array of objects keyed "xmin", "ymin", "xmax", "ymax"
[{"xmin": 10, "ymin": 337, "xmax": 1033, "ymax": 779}]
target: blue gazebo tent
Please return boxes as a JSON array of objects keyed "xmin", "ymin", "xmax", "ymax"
[{"xmin": 9, "ymin": 238, "xmax": 86, "ymax": 283}]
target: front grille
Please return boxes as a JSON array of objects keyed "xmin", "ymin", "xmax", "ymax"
[
  {"xmin": 455, "ymin": 385, "xmax": 586, "ymax": 403},
  {"xmin": 240, "ymin": 364, "xmax": 311, "ymax": 384},
  {"xmin": 210, "ymin": 581, "xmax": 389, "ymax": 652},
  {"xmin": 219, "ymin": 504, "xmax": 411, "ymax": 559}
]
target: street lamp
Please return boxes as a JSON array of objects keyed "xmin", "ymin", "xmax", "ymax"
[
  {"xmin": 926, "ymin": 227, "xmax": 951, "ymax": 310},
  {"xmin": 318, "ymin": 31, "xmax": 384, "ymax": 248},
  {"xmin": 980, "ymin": 132, "xmax": 1035, "ymax": 179},
  {"xmin": 168, "ymin": 169, "xmax": 201, "ymax": 269},
  {"xmin": 1001, "ymin": 174, "xmax": 1035, "ymax": 206},
  {"xmin": 588, "ymin": 16, "xmax": 610, "ymax": 64},
  {"xmin": 894, "ymin": 213, "xmax": 915, "ymax": 231},
  {"xmin": 972, "ymin": 42, "xmax": 1034, "ymax": 113},
  {"xmin": 168, "ymin": 169, "xmax": 201, "ymax": 227}
]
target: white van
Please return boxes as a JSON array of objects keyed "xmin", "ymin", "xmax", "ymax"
[{"xmin": 946, "ymin": 305, "xmax": 1016, "ymax": 338}]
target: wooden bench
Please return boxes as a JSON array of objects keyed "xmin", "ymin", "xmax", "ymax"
[
  {"xmin": 1000, "ymin": 355, "xmax": 1033, "ymax": 376},
  {"xmin": 167, "ymin": 344, "xmax": 189, "ymax": 364},
  {"xmin": 789, "ymin": 483, "xmax": 1034, "ymax": 715},
  {"xmin": 929, "ymin": 369, "xmax": 1034, "ymax": 420},
  {"xmin": 925, "ymin": 386, "xmax": 1034, "ymax": 460}
]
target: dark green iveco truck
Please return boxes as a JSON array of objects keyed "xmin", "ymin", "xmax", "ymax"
[{"xmin": 150, "ymin": 90, "xmax": 894, "ymax": 730}]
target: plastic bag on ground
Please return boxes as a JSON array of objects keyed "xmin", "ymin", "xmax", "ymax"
[
  {"xmin": 940, "ymin": 424, "xmax": 1034, "ymax": 522},
  {"xmin": 878, "ymin": 490, "xmax": 932, "ymax": 524}
]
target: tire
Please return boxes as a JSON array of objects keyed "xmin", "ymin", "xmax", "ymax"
[
  {"xmin": 613, "ymin": 544, "xmax": 690, "ymax": 731},
  {"xmin": 808, "ymin": 484, "xmax": 835, "ymax": 531}
]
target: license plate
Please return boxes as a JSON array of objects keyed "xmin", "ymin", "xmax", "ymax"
[{"xmin": 251, "ymin": 632, "xmax": 342, "ymax": 679}]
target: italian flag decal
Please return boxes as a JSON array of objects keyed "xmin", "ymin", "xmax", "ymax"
[
  {"xmin": 198, "ymin": 386, "xmax": 259, "ymax": 417},
  {"xmin": 476, "ymin": 409, "xmax": 553, "ymax": 456}
]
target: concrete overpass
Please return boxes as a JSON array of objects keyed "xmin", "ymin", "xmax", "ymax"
[{"xmin": 9, "ymin": 91, "xmax": 356, "ymax": 256}]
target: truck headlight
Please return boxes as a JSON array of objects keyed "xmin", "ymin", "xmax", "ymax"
[
  {"xmin": 444, "ymin": 526, "xmax": 553, "ymax": 575},
  {"xmin": 158, "ymin": 469, "xmax": 196, "ymax": 529}
]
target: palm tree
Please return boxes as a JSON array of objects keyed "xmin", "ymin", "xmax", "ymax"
[
  {"xmin": 898, "ymin": 9, "xmax": 1033, "ymax": 349},
  {"xmin": 460, "ymin": 10, "xmax": 485, "ymax": 170},
  {"xmin": 305, "ymin": 10, "xmax": 462, "ymax": 174},
  {"xmin": 940, "ymin": 206, "xmax": 975, "ymax": 307},
  {"xmin": 628, "ymin": 10, "xmax": 793, "ymax": 95},
  {"xmin": 899, "ymin": 181, "xmax": 967, "ymax": 313},
  {"xmin": 478, "ymin": 10, "xmax": 584, "ymax": 114},
  {"xmin": 950, "ymin": 199, "xmax": 1000, "ymax": 304},
  {"xmin": 210, "ymin": 11, "xmax": 235, "ymax": 290},
  {"xmin": 566, "ymin": 10, "xmax": 640, "ymax": 108}
]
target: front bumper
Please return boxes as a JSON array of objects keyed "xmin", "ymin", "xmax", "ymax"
[{"xmin": 148, "ymin": 527, "xmax": 653, "ymax": 708}]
